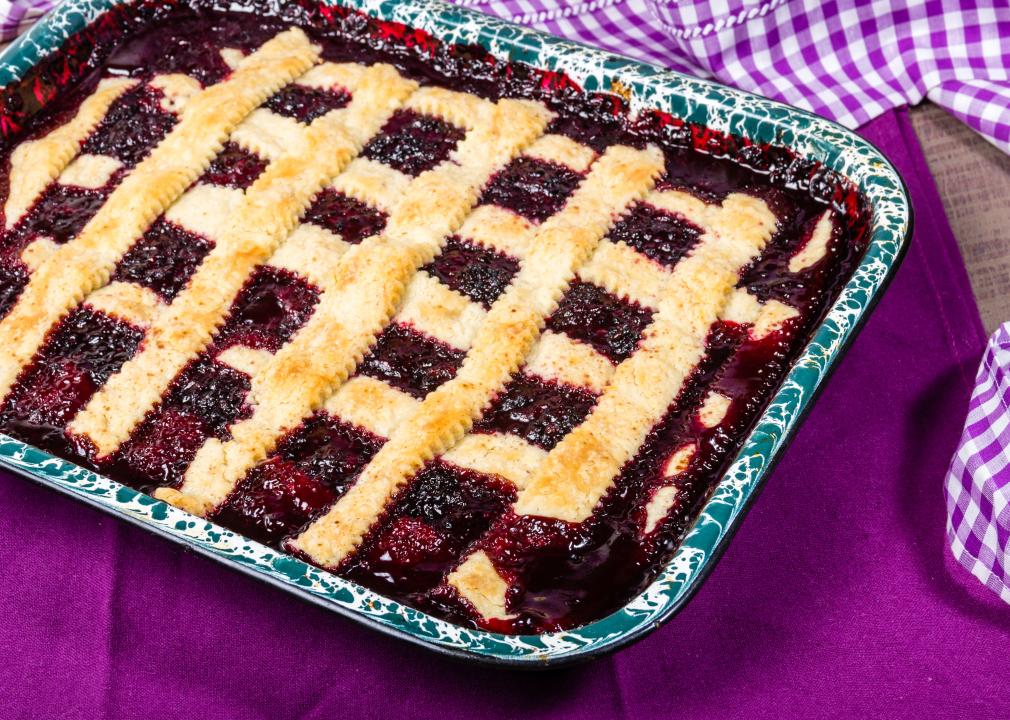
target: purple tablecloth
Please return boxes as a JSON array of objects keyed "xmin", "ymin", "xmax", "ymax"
[{"xmin": 0, "ymin": 107, "xmax": 998, "ymax": 718}]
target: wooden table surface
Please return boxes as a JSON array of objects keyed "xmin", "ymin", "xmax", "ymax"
[{"xmin": 911, "ymin": 103, "xmax": 1010, "ymax": 335}]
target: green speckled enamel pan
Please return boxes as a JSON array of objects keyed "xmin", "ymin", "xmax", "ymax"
[{"xmin": 0, "ymin": 0, "xmax": 911, "ymax": 666}]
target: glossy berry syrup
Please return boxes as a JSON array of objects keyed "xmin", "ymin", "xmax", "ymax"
[{"xmin": 0, "ymin": 0, "xmax": 872, "ymax": 634}]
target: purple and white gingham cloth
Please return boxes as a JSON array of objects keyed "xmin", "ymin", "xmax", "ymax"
[
  {"xmin": 946, "ymin": 325, "xmax": 1010, "ymax": 605},
  {"xmin": 3, "ymin": 0, "xmax": 1010, "ymax": 600},
  {"xmin": 0, "ymin": 0, "xmax": 52, "ymax": 42}
]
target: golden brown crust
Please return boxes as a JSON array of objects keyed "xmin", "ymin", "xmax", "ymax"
[
  {"xmin": 446, "ymin": 552, "xmax": 514, "ymax": 621},
  {"xmin": 0, "ymin": 28, "xmax": 319, "ymax": 404},
  {"xmin": 522, "ymin": 330, "xmax": 613, "ymax": 393},
  {"xmin": 289, "ymin": 143, "xmax": 664, "ymax": 568},
  {"xmin": 395, "ymin": 273, "xmax": 486, "ymax": 350},
  {"xmin": 523, "ymin": 134, "xmax": 597, "ymax": 172},
  {"xmin": 578, "ymin": 238, "xmax": 671, "ymax": 310},
  {"xmin": 512, "ymin": 193, "xmax": 777, "ymax": 522},
  {"xmin": 162, "ymin": 97, "xmax": 553, "ymax": 517},
  {"xmin": 83, "ymin": 281, "xmax": 163, "ymax": 328},
  {"xmin": 323, "ymin": 375, "xmax": 421, "ymax": 438},
  {"xmin": 441, "ymin": 433, "xmax": 547, "ymax": 490},
  {"xmin": 789, "ymin": 209, "xmax": 833, "ymax": 272},
  {"xmin": 4, "ymin": 77, "xmax": 136, "ymax": 229},
  {"xmin": 71, "ymin": 60, "xmax": 416, "ymax": 458},
  {"xmin": 59, "ymin": 154, "xmax": 123, "ymax": 190}
]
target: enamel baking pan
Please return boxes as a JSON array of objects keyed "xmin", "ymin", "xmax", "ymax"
[{"xmin": 0, "ymin": 0, "xmax": 911, "ymax": 667}]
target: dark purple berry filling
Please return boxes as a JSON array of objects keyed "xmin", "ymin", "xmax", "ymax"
[
  {"xmin": 12, "ymin": 183, "xmax": 112, "ymax": 247},
  {"xmin": 545, "ymin": 93, "xmax": 629, "ymax": 152},
  {"xmin": 358, "ymin": 322, "xmax": 466, "ymax": 399},
  {"xmin": 473, "ymin": 373, "xmax": 596, "ymax": 450},
  {"xmin": 546, "ymin": 281, "xmax": 654, "ymax": 363},
  {"xmin": 345, "ymin": 461, "xmax": 514, "ymax": 594},
  {"xmin": 608, "ymin": 201, "xmax": 702, "ymax": 268},
  {"xmin": 0, "ymin": 308, "xmax": 143, "ymax": 443},
  {"xmin": 0, "ymin": 260, "xmax": 28, "ymax": 319},
  {"xmin": 479, "ymin": 156, "xmax": 582, "ymax": 223},
  {"xmin": 264, "ymin": 83, "xmax": 351, "ymax": 123},
  {"xmin": 199, "ymin": 142, "xmax": 268, "ymax": 189},
  {"xmin": 214, "ymin": 266, "xmax": 319, "ymax": 353},
  {"xmin": 111, "ymin": 218, "xmax": 213, "ymax": 301},
  {"xmin": 422, "ymin": 236, "xmax": 519, "ymax": 308},
  {"xmin": 214, "ymin": 413, "xmax": 383, "ymax": 544},
  {"xmin": 108, "ymin": 355, "xmax": 252, "ymax": 490},
  {"xmin": 362, "ymin": 110, "xmax": 465, "ymax": 176},
  {"xmin": 81, "ymin": 84, "xmax": 176, "ymax": 167},
  {"xmin": 0, "ymin": 1, "xmax": 870, "ymax": 635},
  {"xmin": 302, "ymin": 188, "xmax": 387, "ymax": 244}
]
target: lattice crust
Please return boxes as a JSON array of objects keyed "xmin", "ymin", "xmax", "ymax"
[
  {"xmin": 0, "ymin": 28, "xmax": 319, "ymax": 402},
  {"xmin": 323, "ymin": 375, "xmax": 421, "ymax": 438},
  {"xmin": 789, "ymin": 209, "xmax": 834, "ymax": 272},
  {"xmin": 288, "ymin": 143, "xmax": 664, "ymax": 569},
  {"xmin": 455, "ymin": 205, "xmax": 535, "ymax": 260},
  {"xmin": 441, "ymin": 433, "xmax": 547, "ymax": 490},
  {"xmin": 524, "ymin": 133, "xmax": 597, "ymax": 172},
  {"xmin": 331, "ymin": 157, "xmax": 411, "ymax": 213},
  {"xmin": 446, "ymin": 192, "xmax": 778, "ymax": 617},
  {"xmin": 511, "ymin": 193, "xmax": 778, "ymax": 522},
  {"xmin": 721, "ymin": 288, "xmax": 800, "ymax": 339},
  {"xmin": 3, "ymin": 77, "xmax": 136, "ymax": 229},
  {"xmin": 394, "ymin": 273, "xmax": 487, "ymax": 350},
  {"xmin": 523, "ymin": 329, "xmax": 613, "ymax": 393},
  {"xmin": 70, "ymin": 61, "xmax": 418, "ymax": 456},
  {"xmin": 59, "ymin": 154, "xmax": 124, "ymax": 189},
  {"xmin": 156, "ymin": 97, "xmax": 553, "ymax": 517}
]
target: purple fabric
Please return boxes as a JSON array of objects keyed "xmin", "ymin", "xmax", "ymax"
[{"xmin": 0, "ymin": 107, "xmax": 995, "ymax": 718}]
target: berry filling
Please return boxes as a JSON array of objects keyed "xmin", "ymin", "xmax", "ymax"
[
  {"xmin": 302, "ymin": 188, "xmax": 387, "ymax": 244},
  {"xmin": 214, "ymin": 266, "xmax": 319, "ymax": 352},
  {"xmin": 111, "ymin": 218, "xmax": 213, "ymax": 301},
  {"xmin": 473, "ymin": 373, "xmax": 597, "ymax": 450},
  {"xmin": 358, "ymin": 322, "xmax": 466, "ymax": 399},
  {"xmin": 108, "ymin": 355, "xmax": 252, "ymax": 490},
  {"xmin": 362, "ymin": 110, "xmax": 465, "ymax": 176},
  {"xmin": 479, "ymin": 156, "xmax": 582, "ymax": 223},
  {"xmin": 199, "ymin": 142, "xmax": 268, "ymax": 189},
  {"xmin": 0, "ymin": 1, "xmax": 870, "ymax": 635},
  {"xmin": 12, "ymin": 183, "xmax": 113, "ymax": 247},
  {"xmin": 0, "ymin": 260, "xmax": 28, "ymax": 319},
  {"xmin": 0, "ymin": 308, "xmax": 143, "ymax": 443},
  {"xmin": 422, "ymin": 236, "xmax": 519, "ymax": 308},
  {"xmin": 608, "ymin": 201, "xmax": 702, "ymax": 269},
  {"xmin": 81, "ymin": 84, "xmax": 176, "ymax": 167},
  {"xmin": 345, "ymin": 461, "xmax": 514, "ymax": 594},
  {"xmin": 264, "ymin": 83, "xmax": 351, "ymax": 123},
  {"xmin": 215, "ymin": 414, "xmax": 382, "ymax": 545},
  {"xmin": 546, "ymin": 281, "xmax": 654, "ymax": 363}
]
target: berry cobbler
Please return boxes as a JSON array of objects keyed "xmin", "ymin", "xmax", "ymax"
[{"xmin": 0, "ymin": 0, "xmax": 867, "ymax": 634}]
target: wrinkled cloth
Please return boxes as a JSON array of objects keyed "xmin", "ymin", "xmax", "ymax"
[
  {"xmin": 0, "ymin": 108, "xmax": 997, "ymax": 719},
  {"xmin": 946, "ymin": 324, "xmax": 1010, "ymax": 604},
  {"xmin": 4, "ymin": 0, "xmax": 1010, "ymax": 152}
]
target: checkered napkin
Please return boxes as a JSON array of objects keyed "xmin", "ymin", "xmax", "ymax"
[{"xmin": 946, "ymin": 324, "xmax": 1010, "ymax": 604}]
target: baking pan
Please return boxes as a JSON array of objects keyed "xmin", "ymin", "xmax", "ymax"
[{"xmin": 0, "ymin": 0, "xmax": 911, "ymax": 666}]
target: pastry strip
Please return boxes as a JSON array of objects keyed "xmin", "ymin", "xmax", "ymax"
[
  {"xmin": 3, "ymin": 76, "xmax": 137, "ymax": 229},
  {"xmin": 70, "ymin": 62, "xmax": 417, "ymax": 455},
  {"xmin": 512, "ymin": 193, "xmax": 777, "ymax": 521},
  {"xmin": 288, "ymin": 143, "xmax": 664, "ymax": 569},
  {"xmin": 157, "ymin": 97, "xmax": 553, "ymax": 516},
  {"xmin": 0, "ymin": 28, "xmax": 319, "ymax": 401}
]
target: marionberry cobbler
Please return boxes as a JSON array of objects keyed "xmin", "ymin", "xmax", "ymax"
[{"xmin": 0, "ymin": 0, "xmax": 867, "ymax": 634}]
